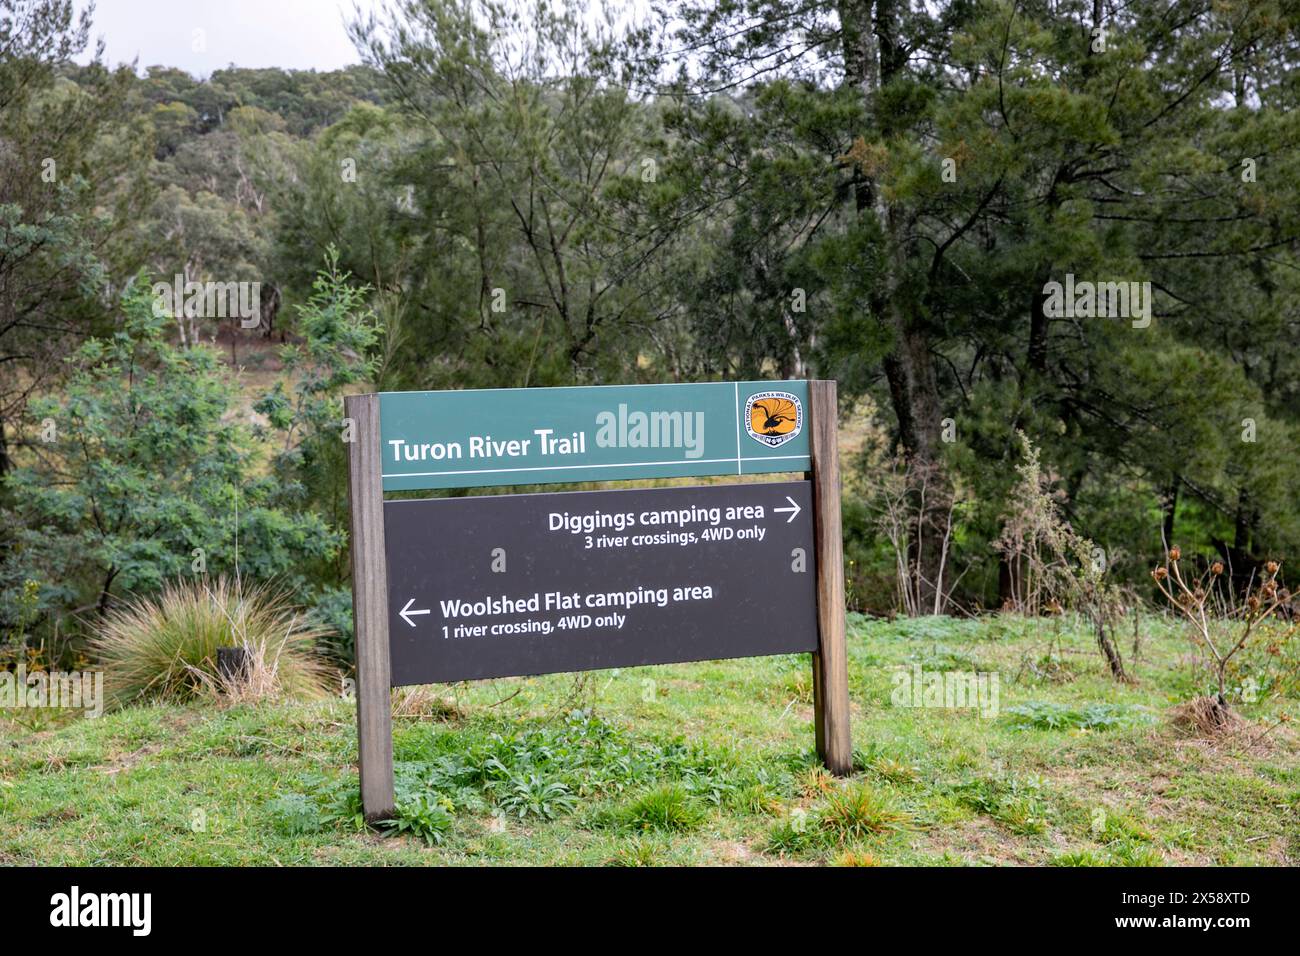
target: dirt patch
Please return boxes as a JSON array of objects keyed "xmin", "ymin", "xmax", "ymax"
[
  {"xmin": 907, "ymin": 816, "xmax": 1044, "ymax": 865},
  {"xmin": 712, "ymin": 840, "xmax": 753, "ymax": 864}
]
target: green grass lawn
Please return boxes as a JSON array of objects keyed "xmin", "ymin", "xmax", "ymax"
[{"xmin": 2, "ymin": 613, "xmax": 1297, "ymax": 866}]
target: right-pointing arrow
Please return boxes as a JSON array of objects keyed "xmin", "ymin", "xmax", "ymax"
[{"xmin": 773, "ymin": 495, "xmax": 802, "ymax": 523}]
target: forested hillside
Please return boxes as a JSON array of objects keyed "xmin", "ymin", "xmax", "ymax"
[{"xmin": 4, "ymin": 0, "xmax": 1299, "ymax": 664}]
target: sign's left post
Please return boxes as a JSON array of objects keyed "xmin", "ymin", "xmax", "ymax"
[{"xmin": 344, "ymin": 393, "xmax": 395, "ymax": 821}]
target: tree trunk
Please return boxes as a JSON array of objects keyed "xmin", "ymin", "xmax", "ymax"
[
  {"xmin": 1162, "ymin": 475, "xmax": 1179, "ymax": 549},
  {"xmin": 840, "ymin": 0, "xmax": 949, "ymax": 613},
  {"xmin": 1095, "ymin": 620, "xmax": 1128, "ymax": 682},
  {"xmin": 1233, "ymin": 486, "xmax": 1252, "ymax": 551}
]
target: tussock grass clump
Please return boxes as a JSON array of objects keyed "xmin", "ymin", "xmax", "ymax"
[
  {"xmin": 817, "ymin": 782, "xmax": 911, "ymax": 844},
  {"xmin": 608, "ymin": 835, "xmax": 671, "ymax": 866},
  {"xmin": 90, "ymin": 577, "xmax": 333, "ymax": 708},
  {"xmin": 832, "ymin": 849, "xmax": 883, "ymax": 867},
  {"xmin": 391, "ymin": 687, "xmax": 464, "ymax": 721},
  {"xmin": 614, "ymin": 784, "xmax": 706, "ymax": 832}
]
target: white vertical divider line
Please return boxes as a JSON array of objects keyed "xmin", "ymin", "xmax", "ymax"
[{"xmin": 734, "ymin": 382, "xmax": 742, "ymax": 475}]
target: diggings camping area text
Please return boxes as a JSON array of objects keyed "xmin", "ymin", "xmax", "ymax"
[{"xmin": 344, "ymin": 379, "xmax": 852, "ymax": 819}]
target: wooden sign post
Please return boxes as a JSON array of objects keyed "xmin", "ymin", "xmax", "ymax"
[
  {"xmin": 808, "ymin": 380, "xmax": 852, "ymax": 775},
  {"xmin": 345, "ymin": 380, "xmax": 850, "ymax": 821},
  {"xmin": 345, "ymin": 392, "xmax": 395, "ymax": 819}
]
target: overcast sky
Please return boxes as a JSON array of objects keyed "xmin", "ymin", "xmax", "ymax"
[{"xmin": 74, "ymin": 0, "xmax": 387, "ymax": 75}]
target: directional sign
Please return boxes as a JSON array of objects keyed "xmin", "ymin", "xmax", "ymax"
[
  {"xmin": 378, "ymin": 381, "xmax": 810, "ymax": 491},
  {"xmin": 383, "ymin": 481, "xmax": 818, "ymax": 685}
]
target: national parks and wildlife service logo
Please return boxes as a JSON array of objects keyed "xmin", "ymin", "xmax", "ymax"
[{"xmin": 744, "ymin": 390, "xmax": 803, "ymax": 448}]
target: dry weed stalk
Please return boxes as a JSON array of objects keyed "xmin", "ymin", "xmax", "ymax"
[
  {"xmin": 872, "ymin": 455, "xmax": 963, "ymax": 616},
  {"xmin": 1152, "ymin": 550, "xmax": 1295, "ymax": 721},
  {"xmin": 995, "ymin": 433, "xmax": 1129, "ymax": 680}
]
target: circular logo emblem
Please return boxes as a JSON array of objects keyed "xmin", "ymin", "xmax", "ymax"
[{"xmin": 744, "ymin": 390, "xmax": 803, "ymax": 448}]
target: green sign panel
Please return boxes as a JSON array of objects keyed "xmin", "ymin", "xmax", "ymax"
[{"xmin": 378, "ymin": 381, "xmax": 810, "ymax": 491}]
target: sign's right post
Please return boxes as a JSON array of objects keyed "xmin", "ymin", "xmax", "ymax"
[{"xmin": 808, "ymin": 379, "xmax": 852, "ymax": 775}]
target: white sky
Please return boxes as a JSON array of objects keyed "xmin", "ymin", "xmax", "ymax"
[
  {"xmin": 74, "ymin": 0, "xmax": 652, "ymax": 77},
  {"xmin": 74, "ymin": 0, "xmax": 387, "ymax": 75}
]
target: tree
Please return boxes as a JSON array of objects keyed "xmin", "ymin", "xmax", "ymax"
[
  {"xmin": 0, "ymin": 0, "xmax": 148, "ymax": 474},
  {"xmin": 348, "ymin": 0, "xmax": 672, "ymax": 389},
  {"xmin": 632, "ymin": 0, "xmax": 1300, "ymax": 609},
  {"xmin": 0, "ymin": 281, "xmax": 338, "ymax": 640}
]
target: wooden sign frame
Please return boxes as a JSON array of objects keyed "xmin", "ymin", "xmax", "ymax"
[{"xmin": 345, "ymin": 380, "xmax": 850, "ymax": 821}]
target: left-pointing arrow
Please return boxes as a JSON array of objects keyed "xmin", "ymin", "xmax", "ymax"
[{"xmin": 399, "ymin": 597, "xmax": 431, "ymax": 628}]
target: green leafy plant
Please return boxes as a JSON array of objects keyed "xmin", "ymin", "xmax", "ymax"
[
  {"xmin": 266, "ymin": 792, "xmax": 324, "ymax": 836},
  {"xmin": 949, "ymin": 775, "xmax": 1051, "ymax": 836},
  {"xmin": 608, "ymin": 835, "xmax": 670, "ymax": 867},
  {"xmin": 384, "ymin": 792, "xmax": 454, "ymax": 846},
  {"xmin": 493, "ymin": 774, "xmax": 577, "ymax": 821},
  {"xmin": 1051, "ymin": 850, "xmax": 1107, "ymax": 866},
  {"xmin": 765, "ymin": 810, "xmax": 816, "ymax": 854},
  {"xmin": 1004, "ymin": 701, "xmax": 1155, "ymax": 732}
]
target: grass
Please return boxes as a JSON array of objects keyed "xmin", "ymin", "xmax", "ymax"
[
  {"xmin": 90, "ymin": 576, "xmax": 333, "ymax": 708},
  {"xmin": 1, "ymin": 612, "xmax": 1297, "ymax": 866}
]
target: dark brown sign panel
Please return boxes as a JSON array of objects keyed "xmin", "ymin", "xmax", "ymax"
[{"xmin": 384, "ymin": 481, "xmax": 818, "ymax": 685}]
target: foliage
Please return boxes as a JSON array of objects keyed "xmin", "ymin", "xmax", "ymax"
[
  {"xmin": 948, "ymin": 775, "xmax": 1052, "ymax": 836},
  {"xmin": 3, "ymin": 615, "xmax": 1297, "ymax": 865},
  {"xmin": 0, "ymin": 283, "xmax": 340, "ymax": 644},
  {"xmin": 1004, "ymin": 701, "xmax": 1156, "ymax": 732},
  {"xmin": 266, "ymin": 792, "xmax": 324, "ymax": 836},
  {"xmin": 995, "ymin": 433, "xmax": 1131, "ymax": 679},
  {"xmin": 493, "ymin": 774, "xmax": 578, "ymax": 821},
  {"xmin": 88, "ymin": 576, "xmax": 333, "ymax": 708},
  {"xmin": 383, "ymin": 792, "xmax": 455, "ymax": 846},
  {"xmin": 606, "ymin": 784, "xmax": 706, "ymax": 833},
  {"xmin": 816, "ymin": 782, "xmax": 911, "ymax": 844}
]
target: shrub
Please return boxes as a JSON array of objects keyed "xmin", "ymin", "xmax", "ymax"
[
  {"xmin": 1153, "ymin": 548, "xmax": 1297, "ymax": 728},
  {"xmin": 2, "ymin": 283, "xmax": 341, "ymax": 646},
  {"xmin": 90, "ymin": 576, "xmax": 333, "ymax": 707}
]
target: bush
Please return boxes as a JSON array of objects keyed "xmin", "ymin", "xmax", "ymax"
[
  {"xmin": 1, "ymin": 282, "xmax": 341, "ymax": 650},
  {"xmin": 89, "ymin": 576, "xmax": 333, "ymax": 708}
]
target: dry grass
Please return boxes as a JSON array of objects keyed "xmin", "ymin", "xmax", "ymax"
[
  {"xmin": 1170, "ymin": 694, "xmax": 1243, "ymax": 738},
  {"xmin": 89, "ymin": 576, "xmax": 334, "ymax": 708},
  {"xmin": 391, "ymin": 686, "xmax": 465, "ymax": 720}
]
